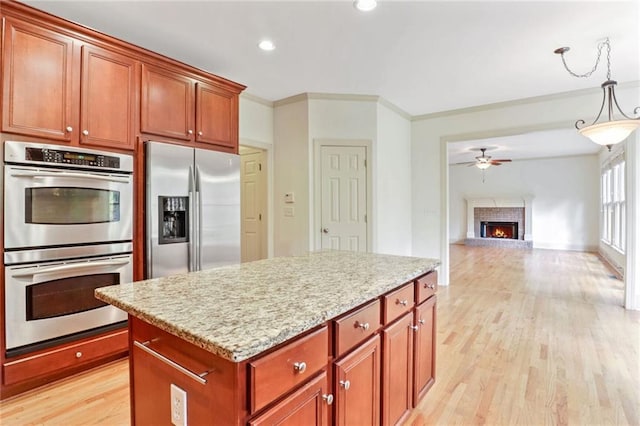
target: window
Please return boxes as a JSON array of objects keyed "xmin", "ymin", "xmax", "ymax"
[{"xmin": 601, "ymin": 153, "xmax": 625, "ymax": 252}]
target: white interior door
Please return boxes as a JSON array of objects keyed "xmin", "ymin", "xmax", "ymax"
[
  {"xmin": 320, "ymin": 145, "xmax": 367, "ymax": 251},
  {"xmin": 240, "ymin": 147, "xmax": 267, "ymax": 262}
]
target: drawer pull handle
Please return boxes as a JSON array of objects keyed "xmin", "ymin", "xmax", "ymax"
[
  {"xmin": 356, "ymin": 322, "xmax": 370, "ymax": 331},
  {"xmin": 134, "ymin": 340, "xmax": 208, "ymax": 385},
  {"xmin": 410, "ymin": 325, "xmax": 419, "ymax": 331},
  {"xmin": 418, "ymin": 319, "xmax": 426, "ymax": 325},
  {"xmin": 340, "ymin": 380, "xmax": 351, "ymax": 390},
  {"xmin": 293, "ymin": 362, "xmax": 307, "ymax": 373},
  {"xmin": 397, "ymin": 299, "xmax": 408, "ymax": 306},
  {"xmin": 322, "ymin": 394, "xmax": 334, "ymax": 405},
  {"xmin": 75, "ymin": 351, "xmax": 82, "ymax": 358}
]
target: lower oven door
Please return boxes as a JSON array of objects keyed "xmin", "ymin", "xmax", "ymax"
[{"xmin": 4, "ymin": 253, "xmax": 132, "ymax": 353}]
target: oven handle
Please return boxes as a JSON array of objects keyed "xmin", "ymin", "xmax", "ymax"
[
  {"xmin": 11, "ymin": 259, "xmax": 131, "ymax": 278},
  {"xmin": 10, "ymin": 170, "xmax": 131, "ymax": 184}
]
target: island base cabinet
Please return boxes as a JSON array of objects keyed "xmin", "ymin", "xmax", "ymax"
[
  {"xmin": 130, "ymin": 317, "xmax": 247, "ymax": 426},
  {"xmin": 334, "ymin": 334, "xmax": 380, "ymax": 426},
  {"xmin": 413, "ymin": 295, "xmax": 437, "ymax": 406},
  {"xmin": 248, "ymin": 372, "xmax": 330, "ymax": 426},
  {"xmin": 381, "ymin": 311, "xmax": 414, "ymax": 426}
]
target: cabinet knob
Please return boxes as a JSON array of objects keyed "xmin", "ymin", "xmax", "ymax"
[
  {"xmin": 339, "ymin": 380, "xmax": 351, "ymax": 390},
  {"xmin": 322, "ymin": 394, "xmax": 334, "ymax": 405},
  {"xmin": 410, "ymin": 325, "xmax": 419, "ymax": 332},
  {"xmin": 356, "ymin": 322, "xmax": 370, "ymax": 331},
  {"xmin": 396, "ymin": 299, "xmax": 408, "ymax": 306},
  {"xmin": 418, "ymin": 319, "xmax": 426, "ymax": 325},
  {"xmin": 198, "ymin": 131, "xmax": 203, "ymax": 136},
  {"xmin": 188, "ymin": 129, "xmax": 193, "ymax": 135},
  {"xmin": 66, "ymin": 126, "xmax": 73, "ymax": 132},
  {"xmin": 75, "ymin": 351, "xmax": 83, "ymax": 358},
  {"xmin": 293, "ymin": 361, "xmax": 307, "ymax": 374},
  {"xmin": 82, "ymin": 130, "xmax": 89, "ymax": 136},
  {"xmin": 427, "ymin": 283, "xmax": 435, "ymax": 289}
]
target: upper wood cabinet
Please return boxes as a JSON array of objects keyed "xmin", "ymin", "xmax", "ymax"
[
  {"xmin": 2, "ymin": 18, "xmax": 78, "ymax": 142},
  {"xmin": 1, "ymin": 17, "xmax": 137, "ymax": 150},
  {"xmin": 80, "ymin": 45, "xmax": 137, "ymax": 150},
  {"xmin": 141, "ymin": 63, "xmax": 240, "ymax": 151}
]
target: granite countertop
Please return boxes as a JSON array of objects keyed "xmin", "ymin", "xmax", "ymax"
[{"xmin": 95, "ymin": 251, "xmax": 439, "ymax": 362}]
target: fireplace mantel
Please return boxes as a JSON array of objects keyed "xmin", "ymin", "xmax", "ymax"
[{"xmin": 465, "ymin": 197, "xmax": 533, "ymax": 241}]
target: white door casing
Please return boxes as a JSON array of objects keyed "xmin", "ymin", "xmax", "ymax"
[
  {"xmin": 320, "ymin": 145, "xmax": 367, "ymax": 251},
  {"xmin": 240, "ymin": 147, "xmax": 267, "ymax": 262}
]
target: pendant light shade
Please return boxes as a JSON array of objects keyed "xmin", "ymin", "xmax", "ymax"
[{"xmin": 555, "ymin": 41, "xmax": 639, "ymax": 148}]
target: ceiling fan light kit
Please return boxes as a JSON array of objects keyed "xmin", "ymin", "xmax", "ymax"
[{"xmin": 554, "ymin": 39, "xmax": 640, "ymax": 149}]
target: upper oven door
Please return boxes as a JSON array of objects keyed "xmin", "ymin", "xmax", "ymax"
[{"xmin": 4, "ymin": 165, "xmax": 133, "ymax": 249}]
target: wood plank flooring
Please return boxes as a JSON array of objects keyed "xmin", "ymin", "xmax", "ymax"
[{"xmin": 1, "ymin": 245, "xmax": 638, "ymax": 425}]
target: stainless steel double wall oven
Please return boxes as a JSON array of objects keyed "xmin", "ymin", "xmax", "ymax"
[{"xmin": 3, "ymin": 141, "xmax": 133, "ymax": 357}]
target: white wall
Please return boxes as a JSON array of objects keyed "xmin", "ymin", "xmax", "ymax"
[
  {"xmin": 411, "ymin": 82, "xmax": 640, "ymax": 285},
  {"xmin": 375, "ymin": 103, "xmax": 412, "ymax": 255},
  {"xmin": 273, "ymin": 99, "xmax": 310, "ymax": 256},
  {"xmin": 449, "ymin": 155, "xmax": 600, "ymax": 251}
]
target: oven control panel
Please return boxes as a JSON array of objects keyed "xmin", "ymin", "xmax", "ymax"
[{"xmin": 25, "ymin": 147, "xmax": 121, "ymax": 169}]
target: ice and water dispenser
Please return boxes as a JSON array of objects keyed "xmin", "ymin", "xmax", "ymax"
[{"xmin": 158, "ymin": 196, "xmax": 188, "ymax": 244}]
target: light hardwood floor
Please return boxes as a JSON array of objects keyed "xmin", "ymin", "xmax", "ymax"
[{"xmin": 1, "ymin": 245, "xmax": 638, "ymax": 425}]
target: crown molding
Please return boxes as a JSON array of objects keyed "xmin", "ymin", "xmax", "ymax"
[
  {"xmin": 273, "ymin": 92, "xmax": 411, "ymax": 119},
  {"xmin": 241, "ymin": 92, "xmax": 274, "ymax": 107},
  {"xmin": 412, "ymin": 80, "xmax": 640, "ymax": 122}
]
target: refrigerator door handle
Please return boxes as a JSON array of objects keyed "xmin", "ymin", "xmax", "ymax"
[
  {"xmin": 188, "ymin": 165, "xmax": 196, "ymax": 272},
  {"xmin": 195, "ymin": 165, "xmax": 202, "ymax": 271}
]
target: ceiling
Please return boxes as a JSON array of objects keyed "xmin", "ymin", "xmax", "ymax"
[{"xmin": 22, "ymin": 0, "xmax": 640, "ymax": 160}]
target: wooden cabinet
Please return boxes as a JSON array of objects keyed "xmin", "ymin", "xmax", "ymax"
[
  {"xmin": 141, "ymin": 64, "xmax": 240, "ymax": 151},
  {"xmin": 248, "ymin": 373, "xmax": 330, "ymax": 426},
  {"xmin": 333, "ymin": 299, "xmax": 380, "ymax": 357},
  {"xmin": 249, "ymin": 326, "xmax": 329, "ymax": 413},
  {"xmin": 381, "ymin": 311, "xmax": 414, "ymax": 426},
  {"xmin": 2, "ymin": 17, "xmax": 78, "ymax": 142},
  {"xmin": 413, "ymin": 295, "xmax": 437, "ymax": 406},
  {"xmin": 1, "ymin": 17, "xmax": 137, "ymax": 150},
  {"xmin": 334, "ymin": 334, "xmax": 380, "ymax": 426},
  {"xmin": 80, "ymin": 44, "xmax": 137, "ymax": 150},
  {"xmin": 3, "ymin": 328, "xmax": 127, "ymax": 386}
]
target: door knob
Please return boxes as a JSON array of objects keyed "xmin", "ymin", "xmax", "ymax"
[
  {"xmin": 82, "ymin": 130, "xmax": 89, "ymax": 136},
  {"xmin": 322, "ymin": 228, "xmax": 329, "ymax": 234}
]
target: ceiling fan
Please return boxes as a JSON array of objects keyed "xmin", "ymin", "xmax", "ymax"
[{"xmin": 465, "ymin": 148, "xmax": 512, "ymax": 169}]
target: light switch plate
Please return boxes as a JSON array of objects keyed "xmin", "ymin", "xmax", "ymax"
[{"xmin": 284, "ymin": 192, "xmax": 295, "ymax": 203}]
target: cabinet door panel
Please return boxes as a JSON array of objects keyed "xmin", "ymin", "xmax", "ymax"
[
  {"xmin": 80, "ymin": 45, "xmax": 137, "ymax": 150},
  {"xmin": 334, "ymin": 334, "xmax": 380, "ymax": 426},
  {"xmin": 2, "ymin": 18, "xmax": 77, "ymax": 141},
  {"xmin": 248, "ymin": 373, "xmax": 329, "ymax": 426},
  {"xmin": 141, "ymin": 64, "xmax": 194, "ymax": 140},
  {"xmin": 196, "ymin": 82, "xmax": 238, "ymax": 150},
  {"xmin": 381, "ymin": 311, "xmax": 413, "ymax": 426},
  {"xmin": 413, "ymin": 296, "xmax": 436, "ymax": 406}
]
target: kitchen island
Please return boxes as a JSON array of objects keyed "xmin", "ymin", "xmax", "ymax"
[{"xmin": 96, "ymin": 250, "xmax": 439, "ymax": 425}]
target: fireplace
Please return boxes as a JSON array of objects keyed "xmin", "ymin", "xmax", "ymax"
[{"xmin": 481, "ymin": 221, "xmax": 518, "ymax": 239}]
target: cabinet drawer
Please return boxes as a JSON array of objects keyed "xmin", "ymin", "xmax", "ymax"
[
  {"xmin": 415, "ymin": 271, "xmax": 437, "ymax": 305},
  {"xmin": 249, "ymin": 326, "xmax": 329, "ymax": 413},
  {"xmin": 334, "ymin": 300, "xmax": 380, "ymax": 357},
  {"xmin": 383, "ymin": 282, "xmax": 414, "ymax": 325},
  {"xmin": 3, "ymin": 329, "xmax": 128, "ymax": 385}
]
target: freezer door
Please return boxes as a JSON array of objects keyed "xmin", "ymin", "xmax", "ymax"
[
  {"xmin": 195, "ymin": 148, "xmax": 240, "ymax": 270},
  {"xmin": 146, "ymin": 142, "xmax": 195, "ymax": 278}
]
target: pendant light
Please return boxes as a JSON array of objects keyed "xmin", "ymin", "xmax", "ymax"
[{"xmin": 554, "ymin": 38, "xmax": 639, "ymax": 149}]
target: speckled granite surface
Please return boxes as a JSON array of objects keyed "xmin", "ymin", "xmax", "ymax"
[{"xmin": 95, "ymin": 251, "xmax": 439, "ymax": 362}]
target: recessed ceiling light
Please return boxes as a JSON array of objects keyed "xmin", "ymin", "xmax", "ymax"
[
  {"xmin": 258, "ymin": 40, "xmax": 275, "ymax": 51},
  {"xmin": 354, "ymin": 0, "xmax": 377, "ymax": 12}
]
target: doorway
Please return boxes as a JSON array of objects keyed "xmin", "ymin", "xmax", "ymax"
[{"xmin": 240, "ymin": 145, "xmax": 268, "ymax": 262}]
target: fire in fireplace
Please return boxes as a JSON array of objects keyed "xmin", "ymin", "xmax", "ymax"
[{"xmin": 480, "ymin": 221, "xmax": 518, "ymax": 239}]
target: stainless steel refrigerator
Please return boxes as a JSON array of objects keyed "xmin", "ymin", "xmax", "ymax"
[{"xmin": 146, "ymin": 141, "xmax": 240, "ymax": 278}]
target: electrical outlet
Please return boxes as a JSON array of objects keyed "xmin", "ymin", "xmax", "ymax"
[{"xmin": 170, "ymin": 384, "xmax": 187, "ymax": 426}]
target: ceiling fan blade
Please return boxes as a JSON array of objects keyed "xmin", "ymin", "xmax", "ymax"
[
  {"xmin": 489, "ymin": 161, "xmax": 502, "ymax": 165},
  {"xmin": 451, "ymin": 161, "xmax": 476, "ymax": 166},
  {"xmin": 493, "ymin": 159, "xmax": 512, "ymax": 162}
]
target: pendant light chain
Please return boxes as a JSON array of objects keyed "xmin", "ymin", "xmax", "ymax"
[{"xmin": 558, "ymin": 38, "xmax": 611, "ymax": 79}]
